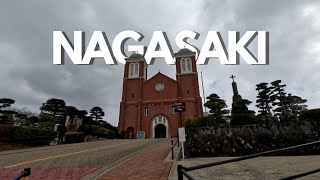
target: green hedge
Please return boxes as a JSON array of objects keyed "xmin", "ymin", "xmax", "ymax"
[
  {"xmin": 0, "ymin": 126, "xmax": 57, "ymax": 145},
  {"xmin": 64, "ymin": 132, "xmax": 85, "ymax": 144},
  {"xmin": 185, "ymin": 121, "xmax": 320, "ymax": 157},
  {"xmin": 0, "ymin": 125, "xmax": 15, "ymax": 138},
  {"xmin": 79, "ymin": 125, "xmax": 116, "ymax": 138},
  {"xmin": 186, "ymin": 116, "xmax": 227, "ymax": 128},
  {"xmin": 13, "ymin": 126, "xmax": 56, "ymax": 138},
  {"xmin": 300, "ymin": 108, "xmax": 320, "ymax": 122}
]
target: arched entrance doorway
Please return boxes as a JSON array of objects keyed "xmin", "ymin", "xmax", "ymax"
[
  {"xmin": 155, "ymin": 124, "xmax": 166, "ymax": 138},
  {"xmin": 126, "ymin": 127, "xmax": 134, "ymax": 139},
  {"xmin": 150, "ymin": 115, "xmax": 170, "ymax": 138}
]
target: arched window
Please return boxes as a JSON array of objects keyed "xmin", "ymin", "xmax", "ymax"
[
  {"xmin": 144, "ymin": 107, "xmax": 149, "ymax": 116},
  {"xmin": 180, "ymin": 58, "xmax": 192, "ymax": 73},
  {"xmin": 129, "ymin": 63, "xmax": 139, "ymax": 77},
  {"xmin": 129, "ymin": 63, "xmax": 134, "ymax": 77},
  {"xmin": 134, "ymin": 63, "xmax": 139, "ymax": 75}
]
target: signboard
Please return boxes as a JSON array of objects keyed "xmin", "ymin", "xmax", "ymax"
[
  {"xmin": 178, "ymin": 127, "xmax": 186, "ymax": 159},
  {"xmin": 173, "ymin": 102, "xmax": 186, "ymax": 112},
  {"xmin": 178, "ymin": 127, "xmax": 186, "ymax": 142},
  {"xmin": 54, "ymin": 124, "xmax": 60, "ymax": 132},
  {"xmin": 137, "ymin": 131, "xmax": 145, "ymax": 139}
]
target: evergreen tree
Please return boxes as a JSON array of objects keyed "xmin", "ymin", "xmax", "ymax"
[
  {"xmin": 300, "ymin": 108, "xmax": 320, "ymax": 121},
  {"xmin": 270, "ymin": 80, "xmax": 288, "ymax": 121},
  {"xmin": 256, "ymin": 83, "xmax": 273, "ymax": 117},
  {"xmin": 231, "ymin": 99, "xmax": 255, "ymax": 125},
  {"xmin": 90, "ymin": 106, "xmax": 105, "ymax": 121},
  {"xmin": 0, "ymin": 98, "xmax": 17, "ymax": 124},
  {"xmin": 40, "ymin": 98, "xmax": 66, "ymax": 118},
  {"xmin": 284, "ymin": 93, "xmax": 308, "ymax": 120},
  {"xmin": 0, "ymin": 98, "xmax": 15, "ymax": 108},
  {"xmin": 78, "ymin": 110, "xmax": 88, "ymax": 118},
  {"xmin": 27, "ymin": 116, "xmax": 39, "ymax": 125},
  {"xmin": 204, "ymin": 93, "xmax": 229, "ymax": 124},
  {"xmin": 66, "ymin": 106, "xmax": 79, "ymax": 118}
]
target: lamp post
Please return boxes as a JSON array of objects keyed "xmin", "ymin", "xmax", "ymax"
[{"xmin": 172, "ymin": 102, "xmax": 186, "ymax": 127}]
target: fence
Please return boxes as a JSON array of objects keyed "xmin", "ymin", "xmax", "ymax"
[{"xmin": 177, "ymin": 140, "xmax": 320, "ymax": 180}]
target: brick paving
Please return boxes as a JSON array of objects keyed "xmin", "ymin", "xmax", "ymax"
[
  {"xmin": 0, "ymin": 167, "xmax": 98, "ymax": 180},
  {"xmin": 0, "ymin": 139, "xmax": 162, "ymax": 179},
  {"xmin": 98, "ymin": 140, "xmax": 173, "ymax": 180}
]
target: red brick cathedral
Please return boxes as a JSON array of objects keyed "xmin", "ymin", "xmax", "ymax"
[{"xmin": 118, "ymin": 48, "xmax": 203, "ymax": 139}]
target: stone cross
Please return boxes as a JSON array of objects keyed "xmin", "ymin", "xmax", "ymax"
[{"xmin": 230, "ymin": 75, "xmax": 236, "ymax": 82}]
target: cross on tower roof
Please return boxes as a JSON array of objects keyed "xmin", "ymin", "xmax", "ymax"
[{"xmin": 230, "ymin": 75, "xmax": 236, "ymax": 82}]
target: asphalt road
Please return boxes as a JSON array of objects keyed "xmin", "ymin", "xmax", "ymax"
[{"xmin": 0, "ymin": 139, "xmax": 164, "ymax": 179}]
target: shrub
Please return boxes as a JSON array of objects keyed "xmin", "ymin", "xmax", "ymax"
[
  {"xmin": 1, "ymin": 126, "xmax": 57, "ymax": 145},
  {"xmin": 300, "ymin": 108, "xmax": 320, "ymax": 122},
  {"xmin": 185, "ymin": 121, "xmax": 320, "ymax": 157},
  {"xmin": 38, "ymin": 114, "xmax": 65, "ymax": 130},
  {"xmin": 0, "ymin": 124, "xmax": 15, "ymax": 138},
  {"xmin": 79, "ymin": 124, "xmax": 116, "ymax": 138},
  {"xmin": 186, "ymin": 116, "xmax": 227, "ymax": 128},
  {"xmin": 13, "ymin": 126, "xmax": 56, "ymax": 138},
  {"xmin": 64, "ymin": 132, "xmax": 85, "ymax": 144}
]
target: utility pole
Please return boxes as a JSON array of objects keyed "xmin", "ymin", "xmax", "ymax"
[{"xmin": 201, "ymin": 71, "xmax": 207, "ymax": 113}]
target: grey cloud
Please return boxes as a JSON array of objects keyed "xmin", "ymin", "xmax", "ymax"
[{"xmin": 0, "ymin": 0, "xmax": 319, "ymax": 125}]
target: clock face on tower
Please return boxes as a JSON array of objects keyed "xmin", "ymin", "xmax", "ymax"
[{"xmin": 155, "ymin": 83, "xmax": 165, "ymax": 91}]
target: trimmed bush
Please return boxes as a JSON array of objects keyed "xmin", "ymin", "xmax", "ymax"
[
  {"xmin": 186, "ymin": 116, "xmax": 227, "ymax": 128},
  {"xmin": 185, "ymin": 121, "xmax": 320, "ymax": 157},
  {"xmin": 0, "ymin": 126, "xmax": 57, "ymax": 145},
  {"xmin": 300, "ymin": 108, "xmax": 320, "ymax": 122},
  {"xmin": 79, "ymin": 124, "xmax": 116, "ymax": 138},
  {"xmin": 13, "ymin": 126, "xmax": 56, "ymax": 137},
  {"xmin": 64, "ymin": 132, "xmax": 85, "ymax": 144},
  {"xmin": 0, "ymin": 125, "xmax": 15, "ymax": 138}
]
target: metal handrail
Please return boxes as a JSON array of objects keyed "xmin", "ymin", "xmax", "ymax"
[
  {"xmin": 171, "ymin": 137, "xmax": 179, "ymax": 160},
  {"xmin": 279, "ymin": 168, "xmax": 320, "ymax": 180},
  {"xmin": 177, "ymin": 140, "xmax": 320, "ymax": 180}
]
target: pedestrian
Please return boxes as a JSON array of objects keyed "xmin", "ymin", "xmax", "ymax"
[{"xmin": 58, "ymin": 125, "xmax": 67, "ymax": 144}]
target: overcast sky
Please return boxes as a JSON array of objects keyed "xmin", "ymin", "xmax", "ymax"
[{"xmin": 1, "ymin": 1, "xmax": 320, "ymax": 126}]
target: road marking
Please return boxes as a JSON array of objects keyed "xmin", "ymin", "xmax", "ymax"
[{"xmin": 4, "ymin": 140, "xmax": 138, "ymax": 168}]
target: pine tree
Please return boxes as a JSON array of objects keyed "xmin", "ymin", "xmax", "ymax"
[
  {"xmin": 0, "ymin": 98, "xmax": 17, "ymax": 124},
  {"xmin": 40, "ymin": 98, "xmax": 66, "ymax": 118},
  {"xmin": 284, "ymin": 93, "xmax": 308, "ymax": 120},
  {"xmin": 256, "ymin": 83, "xmax": 273, "ymax": 117},
  {"xmin": 270, "ymin": 80, "xmax": 288, "ymax": 121},
  {"xmin": 90, "ymin": 106, "xmax": 105, "ymax": 122},
  {"xmin": 231, "ymin": 99, "xmax": 255, "ymax": 125},
  {"xmin": 204, "ymin": 93, "xmax": 229, "ymax": 124}
]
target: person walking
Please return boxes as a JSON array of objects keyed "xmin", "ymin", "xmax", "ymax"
[{"xmin": 58, "ymin": 125, "xmax": 67, "ymax": 144}]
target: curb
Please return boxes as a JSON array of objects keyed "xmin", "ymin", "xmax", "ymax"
[{"xmin": 168, "ymin": 142, "xmax": 181, "ymax": 180}]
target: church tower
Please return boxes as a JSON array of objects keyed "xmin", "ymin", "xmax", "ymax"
[
  {"xmin": 118, "ymin": 53, "xmax": 147, "ymax": 138},
  {"xmin": 118, "ymin": 49, "xmax": 203, "ymax": 139},
  {"xmin": 175, "ymin": 48, "xmax": 203, "ymax": 126}
]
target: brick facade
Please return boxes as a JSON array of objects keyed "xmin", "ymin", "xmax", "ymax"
[{"xmin": 118, "ymin": 50, "xmax": 203, "ymax": 139}]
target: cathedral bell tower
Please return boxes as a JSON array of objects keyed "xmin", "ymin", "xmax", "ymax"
[
  {"xmin": 118, "ymin": 53, "xmax": 147, "ymax": 138},
  {"xmin": 175, "ymin": 48, "xmax": 203, "ymax": 126}
]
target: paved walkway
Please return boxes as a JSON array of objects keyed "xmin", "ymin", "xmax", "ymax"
[
  {"xmin": 173, "ymin": 156, "xmax": 320, "ymax": 180},
  {"xmin": 98, "ymin": 140, "xmax": 173, "ymax": 180},
  {"xmin": 0, "ymin": 139, "xmax": 162, "ymax": 179}
]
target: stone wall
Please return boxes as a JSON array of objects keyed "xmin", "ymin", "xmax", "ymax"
[{"xmin": 65, "ymin": 115, "xmax": 83, "ymax": 132}]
